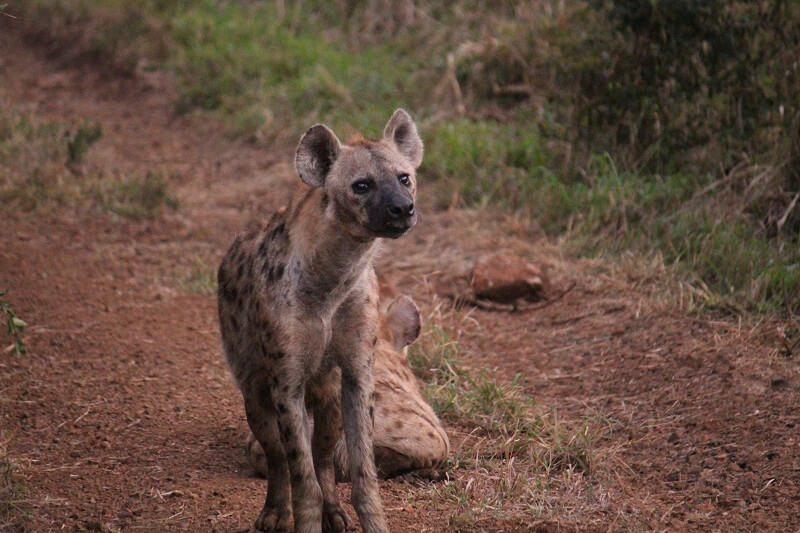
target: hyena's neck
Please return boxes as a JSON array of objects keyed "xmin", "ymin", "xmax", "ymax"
[{"xmin": 288, "ymin": 187, "xmax": 377, "ymax": 311}]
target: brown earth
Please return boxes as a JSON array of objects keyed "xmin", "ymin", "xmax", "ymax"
[{"xmin": 2, "ymin": 28, "xmax": 800, "ymax": 533}]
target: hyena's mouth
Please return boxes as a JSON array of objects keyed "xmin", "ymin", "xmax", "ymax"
[{"xmin": 377, "ymin": 221, "xmax": 414, "ymax": 238}]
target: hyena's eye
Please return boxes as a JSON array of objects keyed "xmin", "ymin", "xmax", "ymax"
[
  {"xmin": 352, "ymin": 180, "xmax": 371, "ymax": 194},
  {"xmin": 398, "ymin": 174, "xmax": 411, "ymax": 187}
]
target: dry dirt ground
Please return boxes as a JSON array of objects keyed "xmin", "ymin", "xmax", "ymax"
[{"xmin": 2, "ymin": 29, "xmax": 800, "ymax": 532}]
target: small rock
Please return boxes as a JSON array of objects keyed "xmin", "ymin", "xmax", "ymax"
[
  {"xmin": 471, "ymin": 253, "xmax": 548, "ymax": 303},
  {"xmin": 83, "ymin": 520, "xmax": 102, "ymax": 532},
  {"xmin": 770, "ymin": 377, "xmax": 788, "ymax": 388}
]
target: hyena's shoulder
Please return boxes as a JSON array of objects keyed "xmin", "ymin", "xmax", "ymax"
[{"xmin": 218, "ymin": 212, "xmax": 290, "ymax": 299}]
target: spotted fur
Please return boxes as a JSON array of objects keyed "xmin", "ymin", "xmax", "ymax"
[
  {"xmin": 218, "ymin": 110, "xmax": 423, "ymax": 533},
  {"xmin": 245, "ymin": 293, "xmax": 449, "ymax": 482}
]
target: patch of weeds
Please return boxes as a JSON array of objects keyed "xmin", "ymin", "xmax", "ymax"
[
  {"xmin": 422, "ymin": 119, "xmax": 552, "ymax": 210},
  {"xmin": 446, "ymin": 506, "xmax": 486, "ymax": 532},
  {"xmin": 0, "ymin": 103, "xmax": 176, "ymax": 219},
  {"xmin": 91, "ymin": 171, "xmax": 178, "ymax": 219},
  {"xmin": 409, "ymin": 324, "xmax": 542, "ymax": 447},
  {"xmin": 0, "ymin": 292, "xmax": 26, "ymax": 356},
  {"xmin": 409, "ymin": 323, "xmax": 602, "ymax": 475},
  {"xmin": 407, "ymin": 318, "xmax": 614, "ymax": 528},
  {"xmin": 179, "ymin": 256, "xmax": 217, "ymax": 295},
  {"xmin": 67, "ymin": 122, "xmax": 102, "ymax": 164},
  {"xmin": 654, "ymin": 212, "xmax": 800, "ymax": 313},
  {"xmin": 0, "ymin": 435, "xmax": 29, "ymax": 527},
  {"xmin": 523, "ymin": 154, "xmax": 800, "ymax": 312},
  {"xmin": 0, "ymin": 62, "xmax": 186, "ymax": 223},
  {"xmin": 17, "ymin": 1, "xmax": 800, "ymax": 319}
]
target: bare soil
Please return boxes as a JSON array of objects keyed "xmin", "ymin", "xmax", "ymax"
[{"xmin": 2, "ymin": 29, "xmax": 799, "ymax": 532}]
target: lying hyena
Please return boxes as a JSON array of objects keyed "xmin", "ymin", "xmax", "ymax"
[
  {"xmin": 218, "ymin": 110, "xmax": 423, "ymax": 533},
  {"xmin": 246, "ymin": 291, "xmax": 450, "ymax": 481}
]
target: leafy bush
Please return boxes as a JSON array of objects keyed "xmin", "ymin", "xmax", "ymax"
[{"xmin": 584, "ymin": 1, "xmax": 799, "ymax": 165}]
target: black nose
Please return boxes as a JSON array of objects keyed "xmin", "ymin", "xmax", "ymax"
[{"xmin": 387, "ymin": 200, "xmax": 414, "ymax": 220}]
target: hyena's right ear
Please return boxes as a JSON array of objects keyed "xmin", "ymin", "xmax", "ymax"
[
  {"xmin": 295, "ymin": 124, "xmax": 341, "ymax": 187},
  {"xmin": 385, "ymin": 295, "xmax": 422, "ymax": 352},
  {"xmin": 383, "ymin": 109, "xmax": 423, "ymax": 169}
]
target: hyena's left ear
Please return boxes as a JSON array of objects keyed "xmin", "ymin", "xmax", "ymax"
[
  {"xmin": 385, "ymin": 295, "xmax": 422, "ymax": 351},
  {"xmin": 295, "ymin": 124, "xmax": 341, "ymax": 187},
  {"xmin": 383, "ymin": 109, "xmax": 423, "ymax": 169}
]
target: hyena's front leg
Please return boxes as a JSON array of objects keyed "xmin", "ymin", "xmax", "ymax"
[
  {"xmin": 309, "ymin": 370, "xmax": 353, "ymax": 533},
  {"xmin": 269, "ymin": 372, "xmax": 323, "ymax": 533},
  {"xmin": 340, "ymin": 356, "xmax": 389, "ymax": 533},
  {"xmin": 244, "ymin": 388, "xmax": 291, "ymax": 532}
]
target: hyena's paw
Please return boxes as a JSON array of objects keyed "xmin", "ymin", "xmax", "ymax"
[
  {"xmin": 322, "ymin": 500, "xmax": 353, "ymax": 532},
  {"xmin": 254, "ymin": 504, "xmax": 291, "ymax": 532}
]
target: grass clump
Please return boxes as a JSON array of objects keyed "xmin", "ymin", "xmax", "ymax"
[
  {"xmin": 409, "ymin": 323, "xmax": 600, "ymax": 475},
  {"xmin": 0, "ymin": 292, "xmax": 26, "ymax": 356},
  {"xmin": 407, "ymin": 320, "xmax": 612, "ymax": 526},
  {"xmin": 0, "ymin": 435, "xmax": 28, "ymax": 529},
  {"xmin": 90, "ymin": 171, "xmax": 178, "ymax": 219},
  {"xmin": 67, "ymin": 122, "xmax": 102, "ymax": 164},
  {"xmin": 178, "ymin": 256, "xmax": 218, "ymax": 295},
  {"xmin": 0, "ymin": 101, "xmax": 176, "ymax": 219}
]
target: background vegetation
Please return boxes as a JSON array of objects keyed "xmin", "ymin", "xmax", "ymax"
[{"xmin": 15, "ymin": 0, "xmax": 800, "ymax": 313}]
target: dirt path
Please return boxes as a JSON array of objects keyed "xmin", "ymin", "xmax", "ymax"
[{"xmin": 2, "ymin": 29, "xmax": 799, "ymax": 532}]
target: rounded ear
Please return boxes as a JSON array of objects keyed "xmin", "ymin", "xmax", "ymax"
[
  {"xmin": 385, "ymin": 295, "xmax": 422, "ymax": 351},
  {"xmin": 383, "ymin": 109, "xmax": 423, "ymax": 169},
  {"xmin": 295, "ymin": 124, "xmax": 341, "ymax": 187}
]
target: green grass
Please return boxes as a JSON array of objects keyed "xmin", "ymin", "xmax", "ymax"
[
  {"xmin": 91, "ymin": 171, "xmax": 178, "ymax": 219},
  {"xmin": 178, "ymin": 256, "xmax": 218, "ymax": 295},
  {"xmin": 14, "ymin": 0, "xmax": 800, "ymax": 313},
  {"xmin": 67, "ymin": 122, "xmax": 102, "ymax": 164},
  {"xmin": 406, "ymin": 321, "xmax": 610, "ymax": 526},
  {"xmin": 529, "ymin": 155, "xmax": 800, "ymax": 312},
  {"xmin": 150, "ymin": 0, "xmax": 421, "ymax": 143},
  {"xmin": 422, "ymin": 119, "xmax": 553, "ymax": 210},
  {"xmin": 0, "ymin": 101, "xmax": 177, "ymax": 219},
  {"xmin": 409, "ymin": 324, "xmax": 600, "ymax": 474}
]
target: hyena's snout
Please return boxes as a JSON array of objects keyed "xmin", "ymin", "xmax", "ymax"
[
  {"xmin": 375, "ymin": 187, "xmax": 417, "ymax": 238},
  {"xmin": 386, "ymin": 194, "xmax": 414, "ymax": 221}
]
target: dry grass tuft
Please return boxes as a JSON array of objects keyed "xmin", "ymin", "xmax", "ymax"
[
  {"xmin": 402, "ymin": 290, "xmax": 627, "ymax": 527},
  {"xmin": 0, "ymin": 434, "xmax": 28, "ymax": 529},
  {"xmin": 0, "ymin": 99, "xmax": 177, "ymax": 219},
  {"xmin": 178, "ymin": 256, "xmax": 218, "ymax": 296}
]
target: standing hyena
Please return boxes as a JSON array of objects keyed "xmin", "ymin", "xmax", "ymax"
[
  {"xmin": 246, "ymin": 291, "xmax": 450, "ymax": 481},
  {"xmin": 217, "ymin": 109, "xmax": 423, "ymax": 533}
]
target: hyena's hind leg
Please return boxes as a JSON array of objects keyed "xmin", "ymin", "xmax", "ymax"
[{"xmin": 244, "ymin": 386, "xmax": 292, "ymax": 532}]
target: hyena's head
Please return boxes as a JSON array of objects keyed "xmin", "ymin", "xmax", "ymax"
[
  {"xmin": 379, "ymin": 294, "xmax": 422, "ymax": 354},
  {"xmin": 294, "ymin": 109, "xmax": 423, "ymax": 239}
]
